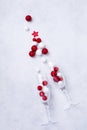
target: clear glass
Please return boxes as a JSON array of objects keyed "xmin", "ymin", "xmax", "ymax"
[{"xmin": 42, "ymin": 102, "xmax": 58, "ymax": 126}]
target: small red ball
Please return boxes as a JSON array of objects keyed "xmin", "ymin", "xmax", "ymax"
[
  {"xmin": 29, "ymin": 51, "xmax": 35, "ymax": 57},
  {"xmin": 53, "ymin": 76, "xmax": 60, "ymax": 82},
  {"xmin": 25, "ymin": 15, "xmax": 32, "ymax": 22},
  {"xmin": 42, "ymin": 80, "xmax": 48, "ymax": 86},
  {"xmin": 32, "ymin": 38, "xmax": 37, "ymax": 42},
  {"xmin": 31, "ymin": 45, "xmax": 37, "ymax": 52},
  {"xmin": 59, "ymin": 77, "xmax": 63, "ymax": 81},
  {"xmin": 37, "ymin": 85, "xmax": 42, "ymax": 91},
  {"xmin": 42, "ymin": 96, "xmax": 47, "ymax": 101},
  {"xmin": 42, "ymin": 48, "xmax": 48, "ymax": 54},
  {"xmin": 54, "ymin": 67, "xmax": 59, "ymax": 72},
  {"xmin": 51, "ymin": 71, "xmax": 57, "ymax": 77},
  {"xmin": 36, "ymin": 38, "xmax": 42, "ymax": 43},
  {"xmin": 39, "ymin": 91, "xmax": 45, "ymax": 97}
]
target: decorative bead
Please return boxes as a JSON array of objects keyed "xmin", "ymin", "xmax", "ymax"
[
  {"xmin": 36, "ymin": 38, "xmax": 42, "ymax": 43},
  {"xmin": 32, "ymin": 38, "xmax": 37, "ymax": 42},
  {"xmin": 37, "ymin": 85, "xmax": 42, "ymax": 91},
  {"xmin": 58, "ymin": 81, "xmax": 63, "ymax": 86},
  {"xmin": 51, "ymin": 71, "xmax": 57, "ymax": 77},
  {"xmin": 43, "ymin": 87, "xmax": 49, "ymax": 94},
  {"xmin": 57, "ymin": 72, "xmax": 62, "ymax": 77},
  {"xmin": 24, "ymin": 26, "xmax": 29, "ymax": 31},
  {"xmin": 59, "ymin": 77, "xmax": 63, "ymax": 81},
  {"xmin": 29, "ymin": 51, "xmax": 35, "ymax": 57},
  {"xmin": 39, "ymin": 91, "xmax": 44, "ymax": 97},
  {"xmin": 42, "ymin": 48, "xmax": 48, "ymax": 54},
  {"xmin": 38, "ymin": 43, "xmax": 45, "ymax": 49},
  {"xmin": 36, "ymin": 49, "xmax": 42, "ymax": 56},
  {"xmin": 48, "ymin": 62, "xmax": 54, "ymax": 70},
  {"xmin": 53, "ymin": 76, "xmax": 60, "ymax": 82},
  {"xmin": 31, "ymin": 45, "xmax": 37, "ymax": 52},
  {"xmin": 42, "ymin": 96, "xmax": 47, "ymax": 101},
  {"xmin": 42, "ymin": 80, "xmax": 48, "ymax": 86},
  {"xmin": 54, "ymin": 67, "xmax": 59, "ymax": 72},
  {"xmin": 41, "ymin": 57, "xmax": 47, "ymax": 63},
  {"xmin": 32, "ymin": 31, "xmax": 38, "ymax": 37},
  {"xmin": 36, "ymin": 68, "xmax": 41, "ymax": 73},
  {"xmin": 25, "ymin": 15, "xmax": 32, "ymax": 22}
]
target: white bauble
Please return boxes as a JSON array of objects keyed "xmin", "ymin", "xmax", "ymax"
[
  {"xmin": 57, "ymin": 72, "xmax": 62, "ymax": 77},
  {"xmin": 58, "ymin": 81, "xmax": 64, "ymax": 89},
  {"xmin": 38, "ymin": 43, "xmax": 45, "ymax": 49},
  {"xmin": 43, "ymin": 87, "xmax": 49, "ymax": 94},
  {"xmin": 41, "ymin": 57, "xmax": 47, "ymax": 63},
  {"xmin": 36, "ymin": 49, "xmax": 42, "ymax": 56},
  {"xmin": 24, "ymin": 26, "xmax": 29, "ymax": 31}
]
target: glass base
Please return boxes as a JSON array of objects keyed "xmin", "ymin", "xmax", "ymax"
[
  {"xmin": 64, "ymin": 102, "xmax": 80, "ymax": 111},
  {"xmin": 41, "ymin": 120, "xmax": 58, "ymax": 126}
]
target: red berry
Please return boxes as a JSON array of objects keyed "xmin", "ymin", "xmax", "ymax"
[
  {"xmin": 39, "ymin": 91, "xmax": 45, "ymax": 97},
  {"xmin": 36, "ymin": 38, "xmax": 42, "ymax": 43},
  {"xmin": 42, "ymin": 48, "xmax": 48, "ymax": 54},
  {"xmin": 51, "ymin": 71, "xmax": 57, "ymax": 77},
  {"xmin": 59, "ymin": 77, "xmax": 63, "ymax": 81},
  {"xmin": 53, "ymin": 76, "xmax": 60, "ymax": 82},
  {"xmin": 54, "ymin": 67, "xmax": 59, "ymax": 72},
  {"xmin": 42, "ymin": 96, "xmax": 47, "ymax": 101},
  {"xmin": 42, "ymin": 80, "xmax": 48, "ymax": 86},
  {"xmin": 31, "ymin": 45, "xmax": 37, "ymax": 52},
  {"xmin": 32, "ymin": 38, "xmax": 37, "ymax": 42},
  {"xmin": 29, "ymin": 51, "xmax": 35, "ymax": 57},
  {"xmin": 25, "ymin": 15, "xmax": 32, "ymax": 22},
  {"xmin": 37, "ymin": 85, "xmax": 42, "ymax": 91}
]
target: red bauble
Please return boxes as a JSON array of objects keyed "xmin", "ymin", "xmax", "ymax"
[
  {"xmin": 39, "ymin": 91, "xmax": 45, "ymax": 97},
  {"xmin": 51, "ymin": 71, "xmax": 57, "ymax": 77},
  {"xmin": 42, "ymin": 96, "xmax": 47, "ymax": 101},
  {"xmin": 42, "ymin": 80, "xmax": 48, "ymax": 86},
  {"xmin": 29, "ymin": 51, "xmax": 35, "ymax": 57},
  {"xmin": 53, "ymin": 76, "xmax": 60, "ymax": 82},
  {"xmin": 42, "ymin": 48, "xmax": 48, "ymax": 54},
  {"xmin": 32, "ymin": 38, "xmax": 37, "ymax": 42},
  {"xmin": 31, "ymin": 45, "xmax": 37, "ymax": 52},
  {"xmin": 59, "ymin": 77, "xmax": 63, "ymax": 81},
  {"xmin": 54, "ymin": 67, "xmax": 59, "ymax": 72},
  {"xmin": 25, "ymin": 15, "xmax": 32, "ymax": 22},
  {"xmin": 36, "ymin": 38, "xmax": 42, "ymax": 43},
  {"xmin": 37, "ymin": 85, "xmax": 42, "ymax": 91}
]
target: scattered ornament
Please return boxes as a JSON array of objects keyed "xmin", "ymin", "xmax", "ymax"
[
  {"xmin": 32, "ymin": 31, "xmax": 38, "ymax": 37},
  {"xmin": 42, "ymin": 48, "xmax": 48, "ymax": 54},
  {"xmin": 25, "ymin": 15, "xmax": 32, "ymax": 22}
]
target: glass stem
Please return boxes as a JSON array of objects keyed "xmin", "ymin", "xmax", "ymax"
[
  {"xmin": 62, "ymin": 89, "xmax": 72, "ymax": 105},
  {"xmin": 44, "ymin": 104, "xmax": 51, "ymax": 122}
]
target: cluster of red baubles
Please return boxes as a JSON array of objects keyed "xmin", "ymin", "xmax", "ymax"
[
  {"xmin": 25, "ymin": 15, "xmax": 49, "ymax": 58},
  {"xmin": 29, "ymin": 31, "xmax": 48, "ymax": 57},
  {"xmin": 51, "ymin": 67, "xmax": 63, "ymax": 82},
  {"xmin": 37, "ymin": 80, "xmax": 48, "ymax": 101}
]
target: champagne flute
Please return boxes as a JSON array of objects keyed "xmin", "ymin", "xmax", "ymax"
[
  {"xmin": 46, "ymin": 60, "xmax": 79, "ymax": 111},
  {"xmin": 37, "ymin": 69, "xmax": 57, "ymax": 125}
]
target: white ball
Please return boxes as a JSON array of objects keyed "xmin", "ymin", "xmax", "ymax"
[
  {"xmin": 43, "ymin": 87, "xmax": 49, "ymax": 94},
  {"xmin": 38, "ymin": 43, "xmax": 45, "ymax": 49},
  {"xmin": 41, "ymin": 57, "xmax": 47, "ymax": 63},
  {"xmin": 24, "ymin": 26, "xmax": 29, "ymax": 31},
  {"xmin": 36, "ymin": 68, "xmax": 41, "ymax": 73},
  {"xmin": 36, "ymin": 49, "xmax": 42, "ymax": 56},
  {"xmin": 58, "ymin": 81, "xmax": 64, "ymax": 89},
  {"xmin": 57, "ymin": 72, "xmax": 62, "ymax": 77}
]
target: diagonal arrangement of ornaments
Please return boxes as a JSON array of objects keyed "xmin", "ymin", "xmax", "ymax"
[{"xmin": 25, "ymin": 15, "xmax": 79, "ymax": 126}]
